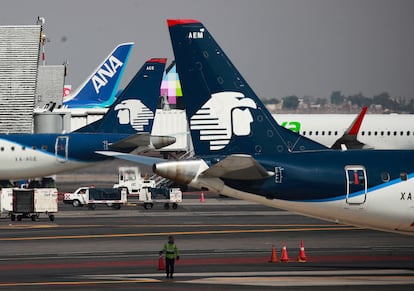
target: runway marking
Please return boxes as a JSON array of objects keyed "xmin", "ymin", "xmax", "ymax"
[
  {"xmin": 85, "ymin": 270, "xmax": 414, "ymax": 287},
  {"xmin": 0, "ymin": 224, "xmax": 58, "ymax": 229},
  {"xmin": 0, "ymin": 223, "xmax": 354, "ymax": 229},
  {"xmin": 0, "ymin": 279, "xmax": 160, "ymax": 287},
  {"xmin": 1, "ymin": 270, "xmax": 411, "ymax": 288},
  {"xmin": 185, "ymin": 275, "xmax": 414, "ymax": 287},
  {"xmin": 0, "ymin": 226, "xmax": 357, "ymax": 241}
]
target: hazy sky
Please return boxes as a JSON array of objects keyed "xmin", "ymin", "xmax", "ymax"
[{"xmin": 2, "ymin": 0, "xmax": 414, "ymax": 100}]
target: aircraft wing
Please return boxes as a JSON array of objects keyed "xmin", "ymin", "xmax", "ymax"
[
  {"xmin": 109, "ymin": 133, "xmax": 176, "ymax": 151},
  {"xmin": 331, "ymin": 106, "xmax": 368, "ymax": 149},
  {"xmin": 203, "ymin": 154, "xmax": 273, "ymax": 180},
  {"xmin": 109, "ymin": 133, "xmax": 151, "ymax": 150},
  {"xmin": 95, "ymin": 151, "xmax": 166, "ymax": 166}
]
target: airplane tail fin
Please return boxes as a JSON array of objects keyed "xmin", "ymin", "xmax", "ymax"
[
  {"xmin": 63, "ymin": 42, "xmax": 134, "ymax": 109},
  {"xmin": 167, "ymin": 19, "xmax": 328, "ymax": 157},
  {"xmin": 75, "ymin": 58, "xmax": 167, "ymax": 134}
]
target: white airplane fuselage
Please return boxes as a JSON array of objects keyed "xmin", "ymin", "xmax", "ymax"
[{"xmin": 275, "ymin": 114, "xmax": 414, "ymax": 149}]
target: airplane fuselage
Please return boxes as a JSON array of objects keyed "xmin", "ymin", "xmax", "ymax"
[
  {"xmin": 0, "ymin": 133, "xmax": 132, "ymax": 180},
  {"xmin": 206, "ymin": 150, "xmax": 414, "ymax": 234},
  {"xmin": 275, "ymin": 114, "xmax": 414, "ymax": 149}
]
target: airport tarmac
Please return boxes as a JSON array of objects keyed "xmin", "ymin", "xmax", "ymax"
[{"xmin": 0, "ymin": 195, "xmax": 413, "ymax": 290}]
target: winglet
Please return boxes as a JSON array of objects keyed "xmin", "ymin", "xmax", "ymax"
[
  {"xmin": 331, "ymin": 106, "xmax": 368, "ymax": 149},
  {"xmin": 347, "ymin": 106, "xmax": 368, "ymax": 136}
]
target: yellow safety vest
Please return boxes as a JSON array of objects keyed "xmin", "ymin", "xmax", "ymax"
[{"xmin": 162, "ymin": 242, "xmax": 179, "ymax": 259}]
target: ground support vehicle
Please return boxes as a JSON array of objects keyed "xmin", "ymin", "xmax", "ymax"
[
  {"xmin": 1, "ymin": 188, "xmax": 58, "ymax": 221},
  {"xmin": 139, "ymin": 187, "xmax": 182, "ymax": 210},
  {"xmin": 114, "ymin": 166, "xmax": 183, "ymax": 210},
  {"xmin": 63, "ymin": 187, "xmax": 127, "ymax": 209}
]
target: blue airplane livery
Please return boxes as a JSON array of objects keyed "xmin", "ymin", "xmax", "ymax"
[
  {"xmin": 149, "ymin": 19, "xmax": 414, "ymax": 235},
  {"xmin": 0, "ymin": 58, "xmax": 175, "ymax": 180},
  {"xmin": 62, "ymin": 42, "xmax": 133, "ymax": 109}
]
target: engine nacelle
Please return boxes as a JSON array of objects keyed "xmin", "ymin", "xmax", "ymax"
[
  {"xmin": 150, "ymin": 135, "xmax": 176, "ymax": 149},
  {"xmin": 152, "ymin": 159, "xmax": 209, "ymax": 186}
]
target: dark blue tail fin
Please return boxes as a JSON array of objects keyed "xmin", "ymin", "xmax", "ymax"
[
  {"xmin": 75, "ymin": 58, "xmax": 166, "ymax": 134},
  {"xmin": 167, "ymin": 19, "xmax": 328, "ymax": 156},
  {"xmin": 64, "ymin": 43, "xmax": 134, "ymax": 108}
]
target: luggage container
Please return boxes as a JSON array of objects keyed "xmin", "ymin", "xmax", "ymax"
[{"xmin": 10, "ymin": 188, "xmax": 58, "ymax": 221}]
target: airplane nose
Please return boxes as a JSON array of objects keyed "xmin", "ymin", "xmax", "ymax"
[{"xmin": 150, "ymin": 135, "xmax": 176, "ymax": 149}]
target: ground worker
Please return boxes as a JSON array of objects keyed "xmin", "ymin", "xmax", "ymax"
[{"xmin": 159, "ymin": 235, "xmax": 180, "ymax": 279}]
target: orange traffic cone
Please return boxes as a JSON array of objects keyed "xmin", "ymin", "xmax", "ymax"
[
  {"xmin": 280, "ymin": 243, "xmax": 289, "ymax": 262},
  {"xmin": 200, "ymin": 192, "xmax": 205, "ymax": 202},
  {"xmin": 268, "ymin": 245, "xmax": 278, "ymax": 263},
  {"xmin": 297, "ymin": 240, "xmax": 307, "ymax": 262},
  {"xmin": 158, "ymin": 254, "xmax": 165, "ymax": 270}
]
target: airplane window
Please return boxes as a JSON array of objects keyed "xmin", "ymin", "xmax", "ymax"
[
  {"xmin": 321, "ymin": 131, "xmax": 325, "ymax": 135},
  {"xmin": 41, "ymin": 145, "xmax": 47, "ymax": 150},
  {"xmin": 400, "ymin": 131, "xmax": 404, "ymax": 136},
  {"xmin": 334, "ymin": 131, "xmax": 338, "ymax": 136},
  {"xmin": 368, "ymin": 132, "xmax": 372, "ymax": 136},
  {"xmin": 361, "ymin": 131, "xmax": 365, "ymax": 136},
  {"xmin": 302, "ymin": 131, "xmax": 306, "ymax": 136},
  {"xmin": 407, "ymin": 131, "xmax": 410, "ymax": 136},
  {"xmin": 380, "ymin": 172, "xmax": 390, "ymax": 182},
  {"xmin": 400, "ymin": 172, "xmax": 408, "ymax": 181},
  {"xmin": 0, "ymin": 147, "xmax": 3, "ymax": 151},
  {"xmin": 309, "ymin": 131, "xmax": 313, "ymax": 136},
  {"xmin": 381, "ymin": 131, "xmax": 384, "ymax": 136},
  {"xmin": 22, "ymin": 146, "xmax": 26, "ymax": 151},
  {"xmin": 328, "ymin": 131, "xmax": 331, "ymax": 135},
  {"xmin": 387, "ymin": 131, "xmax": 391, "ymax": 136},
  {"xmin": 32, "ymin": 146, "xmax": 36, "ymax": 150},
  {"xmin": 393, "ymin": 131, "xmax": 397, "ymax": 136},
  {"xmin": 315, "ymin": 131, "xmax": 319, "ymax": 136},
  {"xmin": 11, "ymin": 146, "xmax": 15, "ymax": 151}
]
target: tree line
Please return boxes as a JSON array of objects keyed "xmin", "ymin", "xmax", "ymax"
[{"xmin": 263, "ymin": 91, "xmax": 414, "ymax": 113}]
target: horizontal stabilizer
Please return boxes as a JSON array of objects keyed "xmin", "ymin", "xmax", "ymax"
[
  {"xmin": 203, "ymin": 155, "xmax": 273, "ymax": 180},
  {"xmin": 109, "ymin": 133, "xmax": 176, "ymax": 150},
  {"xmin": 95, "ymin": 151, "xmax": 166, "ymax": 165},
  {"xmin": 109, "ymin": 133, "xmax": 151, "ymax": 150}
]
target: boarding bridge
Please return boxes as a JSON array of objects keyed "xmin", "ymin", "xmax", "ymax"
[{"xmin": 0, "ymin": 25, "xmax": 41, "ymax": 133}]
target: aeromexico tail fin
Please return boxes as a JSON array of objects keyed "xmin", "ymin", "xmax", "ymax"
[
  {"xmin": 167, "ymin": 19, "xmax": 328, "ymax": 157},
  {"xmin": 63, "ymin": 42, "xmax": 134, "ymax": 109},
  {"xmin": 331, "ymin": 106, "xmax": 368, "ymax": 149},
  {"xmin": 75, "ymin": 58, "xmax": 167, "ymax": 134}
]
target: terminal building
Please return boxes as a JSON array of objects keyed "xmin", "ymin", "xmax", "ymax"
[
  {"xmin": 0, "ymin": 24, "xmax": 41, "ymax": 133},
  {"xmin": 0, "ymin": 19, "xmax": 66, "ymax": 134}
]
